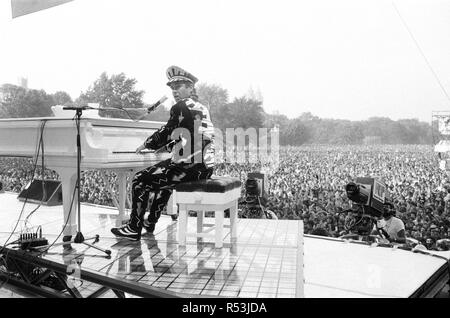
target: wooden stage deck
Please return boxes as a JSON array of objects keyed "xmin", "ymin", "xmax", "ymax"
[{"xmin": 0, "ymin": 192, "xmax": 449, "ymax": 298}]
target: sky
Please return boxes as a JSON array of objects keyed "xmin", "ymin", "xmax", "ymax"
[{"xmin": 0, "ymin": 0, "xmax": 450, "ymax": 123}]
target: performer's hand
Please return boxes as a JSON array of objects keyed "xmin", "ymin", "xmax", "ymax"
[{"xmin": 135, "ymin": 144, "xmax": 146, "ymax": 154}]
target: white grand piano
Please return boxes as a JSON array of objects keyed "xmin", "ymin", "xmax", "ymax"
[{"xmin": 0, "ymin": 115, "xmax": 171, "ymax": 237}]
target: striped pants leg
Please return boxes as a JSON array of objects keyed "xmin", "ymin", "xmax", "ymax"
[{"xmin": 130, "ymin": 159, "xmax": 213, "ymax": 228}]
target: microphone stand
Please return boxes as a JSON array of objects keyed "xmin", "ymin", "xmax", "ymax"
[{"xmin": 57, "ymin": 105, "xmax": 111, "ymax": 257}]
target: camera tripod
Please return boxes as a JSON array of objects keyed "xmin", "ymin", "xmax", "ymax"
[
  {"xmin": 241, "ymin": 196, "xmax": 277, "ymax": 219},
  {"xmin": 338, "ymin": 207, "xmax": 389, "ymax": 242}
]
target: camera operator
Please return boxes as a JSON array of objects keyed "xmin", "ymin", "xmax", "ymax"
[{"xmin": 374, "ymin": 202, "xmax": 406, "ymax": 244}]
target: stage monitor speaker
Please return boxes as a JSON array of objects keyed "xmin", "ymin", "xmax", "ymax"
[{"xmin": 18, "ymin": 179, "xmax": 62, "ymax": 206}]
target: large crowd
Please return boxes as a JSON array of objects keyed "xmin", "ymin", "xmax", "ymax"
[
  {"xmin": 215, "ymin": 145, "xmax": 450, "ymax": 250},
  {"xmin": 1, "ymin": 145, "xmax": 450, "ymax": 250}
]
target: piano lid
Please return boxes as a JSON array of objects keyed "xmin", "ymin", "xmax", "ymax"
[{"xmin": 0, "ymin": 117, "xmax": 169, "ymax": 169}]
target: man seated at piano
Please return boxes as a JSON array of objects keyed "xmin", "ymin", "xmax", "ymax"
[{"xmin": 111, "ymin": 66, "xmax": 215, "ymax": 240}]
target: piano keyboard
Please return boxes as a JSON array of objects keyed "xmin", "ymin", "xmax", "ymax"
[{"xmin": 113, "ymin": 151, "xmax": 154, "ymax": 154}]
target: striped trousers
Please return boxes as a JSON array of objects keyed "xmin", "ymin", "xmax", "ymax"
[{"xmin": 129, "ymin": 158, "xmax": 213, "ymax": 229}]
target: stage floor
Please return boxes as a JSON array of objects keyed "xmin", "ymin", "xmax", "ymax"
[
  {"xmin": 0, "ymin": 192, "xmax": 449, "ymax": 298},
  {"xmin": 0, "ymin": 192, "xmax": 300, "ymax": 298}
]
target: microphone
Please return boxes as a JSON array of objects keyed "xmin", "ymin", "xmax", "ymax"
[
  {"xmin": 63, "ymin": 104, "xmax": 91, "ymax": 110},
  {"xmin": 147, "ymin": 96, "xmax": 168, "ymax": 113},
  {"xmin": 63, "ymin": 103, "xmax": 99, "ymax": 111}
]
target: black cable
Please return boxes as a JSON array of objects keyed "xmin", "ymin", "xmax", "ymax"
[
  {"xmin": 36, "ymin": 113, "xmax": 80, "ymax": 255},
  {"xmin": 119, "ymin": 107, "xmax": 141, "ymax": 122},
  {"xmin": 0, "ymin": 118, "xmax": 76, "ymax": 292},
  {"xmin": 24, "ymin": 120, "xmax": 49, "ymax": 225},
  {"xmin": 102, "ymin": 106, "xmax": 145, "ymax": 122},
  {"xmin": 0, "ymin": 120, "xmax": 46, "ymax": 249},
  {"xmin": 39, "ymin": 110, "xmax": 109, "ymax": 256},
  {"xmin": 257, "ymin": 196, "xmax": 272, "ymax": 219},
  {"xmin": 36, "ymin": 182, "xmax": 77, "ymax": 256},
  {"xmin": 41, "ymin": 121, "xmax": 47, "ymax": 202},
  {"xmin": 34, "ymin": 225, "xmax": 42, "ymax": 238},
  {"xmin": 393, "ymin": 1, "xmax": 450, "ymax": 105},
  {"xmin": 0, "ymin": 119, "xmax": 47, "ymax": 288}
]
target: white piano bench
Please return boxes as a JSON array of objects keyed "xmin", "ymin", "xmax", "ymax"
[{"xmin": 175, "ymin": 177, "xmax": 242, "ymax": 248}]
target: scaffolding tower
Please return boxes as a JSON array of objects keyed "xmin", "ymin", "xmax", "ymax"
[{"xmin": 432, "ymin": 111, "xmax": 450, "ymax": 171}]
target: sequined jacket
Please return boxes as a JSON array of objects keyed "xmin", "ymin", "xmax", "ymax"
[{"xmin": 143, "ymin": 98, "xmax": 214, "ymax": 167}]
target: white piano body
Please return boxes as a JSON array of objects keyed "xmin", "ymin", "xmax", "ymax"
[{"xmin": 0, "ymin": 116, "xmax": 171, "ymax": 237}]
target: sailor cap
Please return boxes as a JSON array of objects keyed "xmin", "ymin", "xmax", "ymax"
[{"xmin": 166, "ymin": 65, "xmax": 198, "ymax": 86}]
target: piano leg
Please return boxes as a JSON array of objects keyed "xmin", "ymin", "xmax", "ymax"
[
  {"xmin": 57, "ymin": 169, "xmax": 78, "ymax": 238},
  {"xmin": 116, "ymin": 171, "xmax": 128, "ymax": 227},
  {"xmin": 166, "ymin": 190, "xmax": 176, "ymax": 215},
  {"xmin": 100, "ymin": 170, "xmax": 129, "ymax": 227}
]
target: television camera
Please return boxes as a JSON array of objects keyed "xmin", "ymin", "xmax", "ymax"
[
  {"xmin": 241, "ymin": 172, "xmax": 277, "ymax": 219},
  {"xmin": 340, "ymin": 177, "xmax": 394, "ymax": 238}
]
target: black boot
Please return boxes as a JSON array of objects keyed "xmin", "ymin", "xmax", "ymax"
[{"xmin": 143, "ymin": 219, "xmax": 156, "ymax": 234}]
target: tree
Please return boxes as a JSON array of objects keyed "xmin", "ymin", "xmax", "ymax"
[
  {"xmin": 196, "ymin": 83, "xmax": 229, "ymax": 127},
  {"xmin": 363, "ymin": 117, "xmax": 393, "ymax": 143},
  {"xmin": 263, "ymin": 111, "xmax": 433, "ymax": 145},
  {"xmin": 0, "ymin": 84, "xmax": 27, "ymax": 117},
  {"xmin": 397, "ymin": 119, "xmax": 432, "ymax": 144},
  {"xmin": 77, "ymin": 72, "xmax": 144, "ymax": 118},
  {"xmin": 0, "ymin": 84, "xmax": 54, "ymax": 118},
  {"xmin": 264, "ymin": 111, "xmax": 289, "ymax": 129},
  {"xmin": 330, "ymin": 121, "xmax": 364, "ymax": 144},
  {"xmin": 246, "ymin": 86, "xmax": 263, "ymax": 103},
  {"xmin": 282, "ymin": 118, "xmax": 311, "ymax": 145},
  {"xmin": 227, "ymin": 97, "xmax": 265, "ymax": 129},
  {"xmin": 52, "ymin": 91, "xmax": 72, "ymax": 106},
  {"xmin": 298, "ymin": 112, "xmax": 320, "ymax": 121}
]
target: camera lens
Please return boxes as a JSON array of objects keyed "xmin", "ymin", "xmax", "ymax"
[{"xmin": 345, "ymin": 182, "xmax": 358, "ymax": 193}]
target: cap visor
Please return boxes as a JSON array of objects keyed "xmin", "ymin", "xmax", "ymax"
[{"xmin": 166, "ymin": 78, "xmax": 194, "ymax": 86}]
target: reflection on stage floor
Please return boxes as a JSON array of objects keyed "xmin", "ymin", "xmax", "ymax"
[{"xmin": 0, "ymin": 192, "xmax": 299, "ymax": 298}]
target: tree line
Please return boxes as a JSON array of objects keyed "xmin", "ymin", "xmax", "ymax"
[
  {"xmin": 193, "ymin": 83, "xmax": 435, "ymax": 145},
  {"xmin": 266, "ymin": 112, "xmax": 435, "ymax": 145},
  {"xmin": 0, "ymin": 72, "xmax": 435, "ymax": 145}
]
